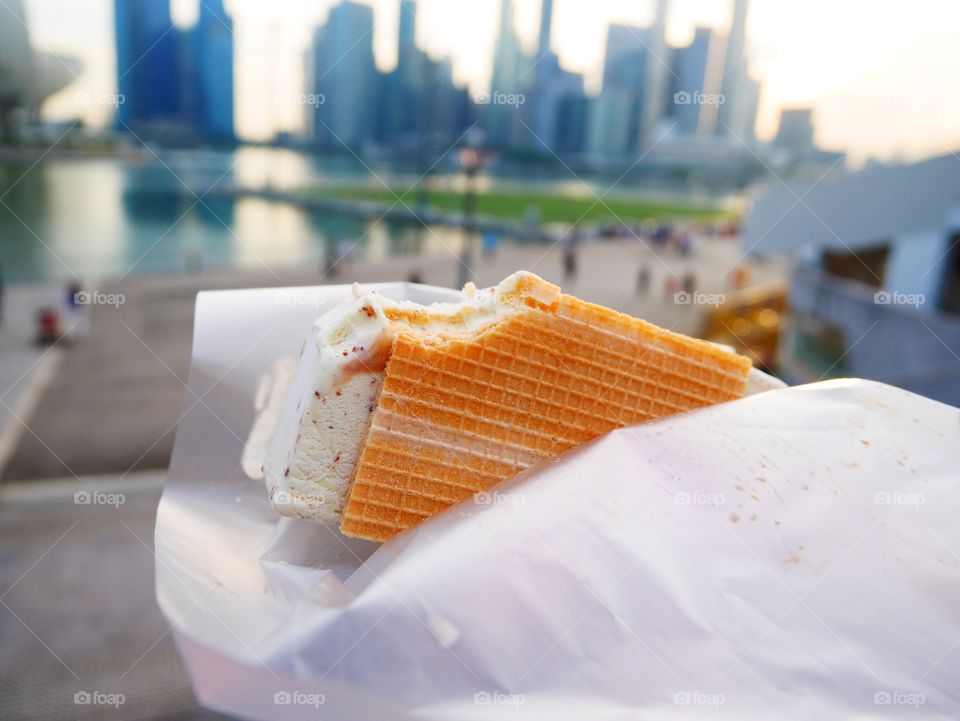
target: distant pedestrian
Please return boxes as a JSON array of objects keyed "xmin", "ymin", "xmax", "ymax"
[
  {"xmin": 322, "ymin": 240, "xmax": 339, "ymax": 277},
  {"xmin": 337, "ymin": 240, "xmax": 355, "ymax": 272},
  {"xmin": 653, "ymin": 224, "xmax": 670, "ymax": 247},
  {"xmin": 184, "ymin": 245, "xmax": 202, "ymax": 272},
  {"xmin": 731, "ymin": 266, "xmax": 750, "ymax": 290},
  {"xmin": 679, "ymin": 230, "xmax": 694, "ymax": 257},
  {"xmin": 664, "ymin": 275, "xmax": 681, "ymax": 299},
  {"xmin": 66, "ymin": 282, "xmax": 82, "ymax": 311},
  {"xmin": 636, "ymin": 265, "xmax": 651, "ymax": 297},
  {"xmin": 562, "ymin": 226, "xmax": 580, "ymax": 282},
  {"xmin": 481, "ymin": 231, "xmax": 499, "ymax": 258},
  {"xmin": 683, "ymin": 272, "xmax": 696, "ymax": 295},
  {"xmin": 37, "ymin": 307, "xmax": 63, "ymax": 345}
]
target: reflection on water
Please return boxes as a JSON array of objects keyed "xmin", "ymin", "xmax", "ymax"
[
  {"xmin": 0, "ymin": 148, "xmax": 451, "ymax": 283},
  {"xmin": 0, "ymin": 145, "xmax": 722, "ymax": 283}
]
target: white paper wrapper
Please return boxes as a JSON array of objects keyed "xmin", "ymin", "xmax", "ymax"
[{"xmin": 158, "ymin": 283, "xmax": 960, "ymax": 720}]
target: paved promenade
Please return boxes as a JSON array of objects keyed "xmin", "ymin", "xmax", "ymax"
[
  {"xmin": 0, "ymin": 473, "xmax": 231, "ymax": 720},
  {"xmin": 0, "ymin": 237, "xmax": 780, "ymax": 481},
  {"xmin": 0, "ymin": 281, "xmax": 67, "ymax": 475}
]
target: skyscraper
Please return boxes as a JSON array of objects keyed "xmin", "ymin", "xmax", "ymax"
[
  {"xmin": 487, "ymin": 0, "xmax": 523, "ymax": 147},
  {"xmin": 639, "ymin": 0, "xmax": 670, "ymax": 146},
  {"xmin": 527, "ymin": 0, "xmax": 585, "ymax": 152},
  {"xmin": 528, "ymin": 0, "xmax": 558, "ymax": 144},
  {"xmin": 589, "ymin": 24, "xmax": 648, "ymax": 156},
  {"xmin": 376, "ymin": 0, "xmax": 468, "ymax": 149},
  {"xmin": 309, "ymin": 1, "xmax": 377, "ymax": 147},
  {"xmin": 191, "ymin": 0, "xmax": 234, "ymax": 139},
  {"xmin": 774, "ymin": 107, "xmax": 815, "ymax": 157},
  {"xmin": 740, "ymin": 72, "xmax": 761, "ymax": 143},
  {"xmin": 603, "ymin": 24, "xmax": 648, "ymax": 91},
  {"xmin": 537, "ymin": 0, "xmax": 554, "ymax": 60},
  {"xmin": 384, "ymin": 0, "xmax": 428, "ymax": 143},
  {"xmin": 667, "ymin": 26, "xmax": 715, "ymax": 136},
  {"xmin": 555, "ymin": 93, "xmax": 588, "ymax": 153},
  {"xmin": 721, "ymin": 0, "xmax": 749, "ymax": 84},
  {"xmin": 397, "ymin": 0, "xmax": 417, "ymax": 74},
  {"xmin": 715, "ymin": 0, "xmax": 753, "ymax": 140},
  {"xmin": 587, "ymin": 88, "xmax": 635, "ymax": 157},
  {"xmin": 115, "ymin": 0, "xmax": 183, "ymax": 128},
  {"xmin": 419, "ymin": 56, "xmax": 471, "ymax": 145}
]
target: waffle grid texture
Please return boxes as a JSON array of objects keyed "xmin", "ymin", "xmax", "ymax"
[{"xmin": 340, "ymin": 289, "xmax": 751, "ymax": 542}]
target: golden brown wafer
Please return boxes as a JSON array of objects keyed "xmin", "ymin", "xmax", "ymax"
[{"xmin": 340, "ymin": 275, "xmax": 750, "ymax": 542}]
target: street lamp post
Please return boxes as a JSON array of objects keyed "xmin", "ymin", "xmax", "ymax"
[{"xmin": 457, "ymin": 147, "xmax": 480, "ymax": 289}]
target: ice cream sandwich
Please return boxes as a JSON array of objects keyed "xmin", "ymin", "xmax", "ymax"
[{"xmin": 264, "ymin": 272, "xmax": 751, "ymax": 542}]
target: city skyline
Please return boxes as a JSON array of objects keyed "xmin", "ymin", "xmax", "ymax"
[
  {"xmin": 24, "ymin": 0, "xmax": 960, "ymax": 164},
  {"xmin": 297, "ymin": 0, "xmax": 745, "ymax": 157}
]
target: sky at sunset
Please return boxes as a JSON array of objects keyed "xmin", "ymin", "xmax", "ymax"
[{"xmin": 25, "ymin": 0, "xmax": 960, "ymax": 164}]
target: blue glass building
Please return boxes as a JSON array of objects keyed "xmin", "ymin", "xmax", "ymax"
[
  {"xmin": 114, "ymin": 0, "xmax": 183, "ymax": 127},
  {"xmin": 191, "ymin": 0, "xmax": 234, "ymax": 139},
  {"xmin": 310, "ymin": 1, "xmax": 377, "ymax": 148}
]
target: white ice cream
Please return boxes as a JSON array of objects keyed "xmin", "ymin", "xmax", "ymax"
[{"xmin": 264, "ymin": 273, "xmax": 536, "ymax": 523}]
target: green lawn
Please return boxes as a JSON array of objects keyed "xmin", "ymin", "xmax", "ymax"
[{"xmin": 306, "ymin": 185, "xmax": 730, "ymax": 224}]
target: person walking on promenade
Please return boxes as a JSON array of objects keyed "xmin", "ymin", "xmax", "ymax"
[
  {"xmin": 482, "ymin": 231, "xmax": 500, "ymax": 258},
  {"xmin": 636, "ymin": 264, "xmax": 651, "ymax": 297},
  {"xmin": 562, "ymin": 225, "xmax": 580, "ymax": 282}
]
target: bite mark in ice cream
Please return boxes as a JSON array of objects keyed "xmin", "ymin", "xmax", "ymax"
[{"xmin": 263, "ymin": 276, "xmax": 522, "ymax": 523}]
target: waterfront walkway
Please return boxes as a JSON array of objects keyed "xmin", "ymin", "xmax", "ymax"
[
  {"xmin": 0, "ymin": 281, "xmax": 68, "ymax": 478},
  {"xmin": 0, "ymin": 473, "xmax": 230, "ymax": 721},
  {"xmin": 0, "ymin": 238, "xmax": 779, "ymax": 482}
]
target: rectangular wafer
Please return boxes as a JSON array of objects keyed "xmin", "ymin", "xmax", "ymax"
[{"xmin": 340, "ymin": 275, "xmax": 750, "ymax": 542}]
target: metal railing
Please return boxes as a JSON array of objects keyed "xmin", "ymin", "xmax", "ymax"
[{"xmin": 789, "ymin": 266, "xmax": 960, "ymax": 405}]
